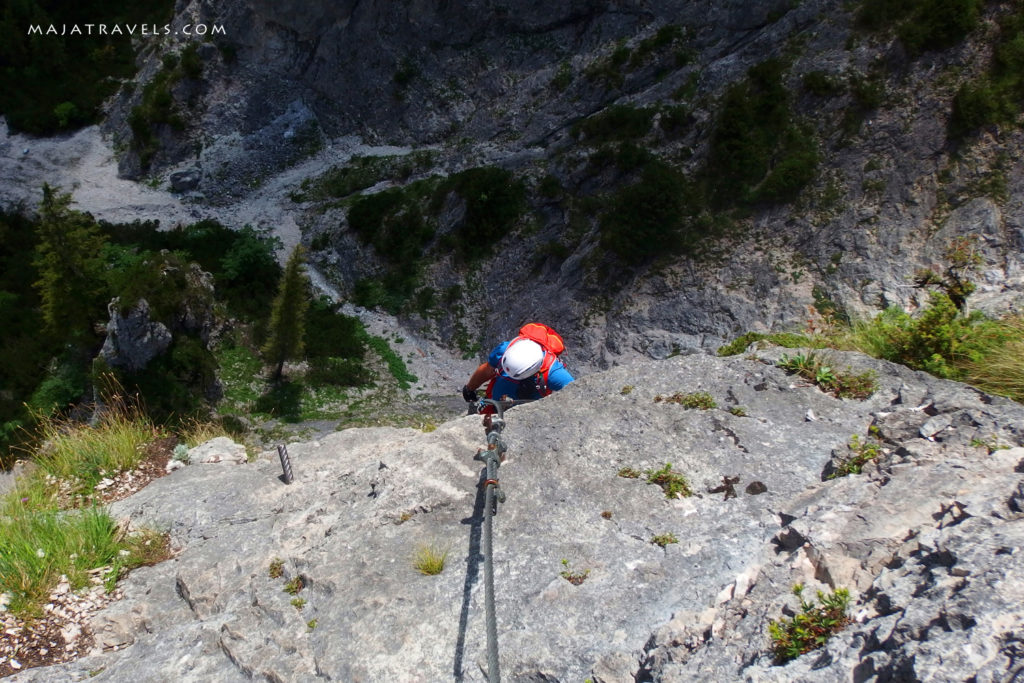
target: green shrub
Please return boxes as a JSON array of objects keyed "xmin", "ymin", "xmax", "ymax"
[
  {"xmin": 599, "ymin": 159, "xmax": 698, "ymax": 264},
  {"xmin": 573, "ymin": 105, "xmax": 656, "ymax": 144},
  {"xmin": 802, "ymin": 71, "xmax": 843, "ymax": 96},
  {"xmin": 769, "ymin": 585, "xmax": 851, "ymax": 663},
  {"xmin": 441, "ymin": 167, "xmax": 526, "ymax": 262},
  {"xmin": 898, "ymin": 0, "xmax": 981, "ymax": 55},
  {"xmin": 706, "ymin": 59, "xmax": 818, "ymax": 207},
  {"xmin": 948, "ymin": 8, "xmax": 1024, "ymax": 139},
  {"xmin": 848, "ymin": 293, "xmax": 1010, "ymax": 379}
]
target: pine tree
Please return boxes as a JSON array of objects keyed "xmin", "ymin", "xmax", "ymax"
[
  {"xmin": 32, "ymin": 185, "xmax": 107, "ymax": 342},
  {"xmin": 262, "ymin": 245, "xmax": 310, "ymax": 382}
]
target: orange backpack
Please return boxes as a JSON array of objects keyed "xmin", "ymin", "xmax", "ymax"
[{"xmin": 509, "ymin": 323, "xmax": 565, "ymax": 396}]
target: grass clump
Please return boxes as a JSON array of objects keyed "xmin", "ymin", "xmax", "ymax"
[
  {"xmin": 283, "ymin": 576, "xmax": 305, "ymax": 595},
  {"xmin": 777, "ymin": 353, "xmax": 877, "ymax": 400},
  {"xmin": 618, "ymin": 466, "xmax": 642, "ymax": 479},
  {"xmin": 645, "ymin": 463, "xmax": 693, "ymax": 498},
  {"xmin": 651, "ymin": 532, "xmax": 678, "ymax": 547},
  {"xmin": 0, "ymin": 403, "xmax": 172, "ymax": 616},
  {"xmin": 413, "ymin": 543, "xmax": 450, "ymax": 576},
  {"xmin": 830, "ymin": 434, "xmax": 883, "ymax": 478},
  {"xmin": 656, "ymin": 391, "xmax": 717, "ymax": 409},
  {"xmin": 718, "ymin": 331, "xmax": 824, "ymax": 356},
  {"xmin": 31, "ymin": 393, "xmax": 156, "ymax": 496},
  {"xmin": 269, "ymin": 558, "xmax": 285, "ymax": 579},
  {"xmin": 769, "ymin": 585, "xmax": 851, "ymax": 664}
]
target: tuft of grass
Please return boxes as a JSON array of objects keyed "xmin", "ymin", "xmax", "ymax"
[
  {"xmin": 729, "ymin": 405, "xmax": 748, "ymax": 417},
  {"xmin": 645, "ymin": 463, "xmax": 693, "ymax": 498},
  {"xmin": 718, "ymin": 331, "xmax": 825, "ymax": 356},
  {"xmin": 656, "ymin": 391, "xmax": 717, "ymax": 409},
  {"xmin": 651, "ymin": 532, "xmax": 678, "ymax": 547},
  {"xmin": 0, "ymin": 491, "xmax": 169, "ymax": 615},
  {"xmin": 620, "ymin": 385, "xmax": 634, "ymax": 395},
  {"xmin": 291, "ymin": 597, "xmax": 307, "ymax": 610},
  {"xmin": 618, "ymin": 467, "xmax": 642, "ymax": 479},
  {"xmin": 960, "ymin": 316, "xmax": 1024, "ymax": 403},
  {"xmin": 283, "ymin": 576, "xmax": 305, "ymax": 595},
  {"xmin": 778, "ymin": 353, "xmax": 877, "ymax": 400},
  {"xmin": 412, "ymin": 542, "xmax": 449, "ymax": 576},
  {"xmin": 769, "ymin": 585, "xmax": 851, "ymax": 663},
  {"xmin": 30, "ymin": 396, "xmax": 156, "ymax": 496},
  {"xmin": 829, "ymin": 434, "xmax": 883, "ymax": 478},
  {"xmin": 269, "ymin": 558, "xmax": 284, "ymax": 579}
]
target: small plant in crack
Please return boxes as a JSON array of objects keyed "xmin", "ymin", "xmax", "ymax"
[
  {"xmin": 651, "ymin": 532, "xmax": 678, "ymax": 547},
  {"xmin": 291, "ymin": 597, "xmax": 307, "ymax": 610},
  {"xmin": 618, "ymin": 466, "xmax": 642, "ymax": 479},
  {"xmin": 729, "ymin": 405, "xmax": 748, "ymax": 417},
  {"xmin": 655, "ymin": 391, "xmax": 717, "ymax": 409},
  {"xmin": 645, "ymin": 462, "xmax": 693, "ymax": 498},
  {"xmin": 283, "ymin": 576, "xmax": 305, "ymax": 595},
  {"xmin": 769, "ymin": 584, "xmax": 851, "ymax": 663},
  {"xmin": 269, "ymin": 557, "xmax": 284, "ymax": 579},
  {"xmin": 560, "ymin": 558, "xmax": 590, "ymax": 585},
  {"xmin": 829, "ymin": 434, "xmax": 882, "ymax": 478}
]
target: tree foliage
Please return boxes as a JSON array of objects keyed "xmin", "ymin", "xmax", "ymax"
[
  {"xmin": 262, "ymin": 245, "xmax": 310, "ymax": 381},
  {"xmin": 32, "ymin": 186, "xmax": 107, "ymax": 342}
]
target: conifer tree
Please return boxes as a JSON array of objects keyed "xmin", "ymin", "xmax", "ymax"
[
  {"xmin": 262, "ymin": 245, "xmax": 310, "ymax": 382},
  {"xmin": 32, "ymin": 185, "xmax": 107, "ymax": 342}
]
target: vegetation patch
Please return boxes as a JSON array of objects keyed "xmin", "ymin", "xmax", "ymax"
[
  {"xmin": 950, "ymin": 6, "xmax": 1024, "ymax": 139},
  {"xmin": 769, "ymin": 585, "xmax": 851, "ymax": 664},
  {"xmin": 559, "ymin": 559, "xmax": 590, "ymax": 585},
  {"xmin": 777, "ymin": 352, "xmax": 878, "ymax": 399},
  {"xmin": 651, "ymin": 532, "xmax": 679, "ymax": 547},
  {"xmin": 830, "ymin": 434, "xmax": 883, "ymax": 478},
  {"xmin": 0, "ymin": 0, "xmax": 174, "ymax": 134},
  {"xmin": 655, "ymin": 391, "xmax": 717, "ymax": 409},
  {"xmin": 292, "ymin": 152, "xmax": 435, "ymax": 202},
  {"xmin": 412, "ymin": 543, "xmax": 450, "ymax": 576},
  {"xmin": 718, "ymin": 331, "xmax": 827, "ymax": 356},
  {"xmin": 129, "ymin": 45, "xmax": 204, "ymax": 170},
  {"xmin": 706, "ymin": 59, "xmax": 819, "ymax": 207},
  {"xmin": 645, "ymin": 463, "xmax": 693, "ymax": 498}
]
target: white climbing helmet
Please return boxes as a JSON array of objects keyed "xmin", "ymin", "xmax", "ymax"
[{"xmin": 500, "ymin": 339, "xmax": 545, "ymax": 380}]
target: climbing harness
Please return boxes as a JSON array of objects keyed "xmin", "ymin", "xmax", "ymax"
[{"xmin": 472, "ymin": 397, "xmax": 534, "ymax": 683}]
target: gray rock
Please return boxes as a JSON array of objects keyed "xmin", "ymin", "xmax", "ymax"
[
  {"xmin": 99, "ymin": 299, "xmax": 172, "ymax": 373},
  {"xmin": 169, "ymin": 168, "xmax": 201, "ymax": 193},
  {"xmin": 10, "ymin": 352, "xmax": 1024, "ymax": 682}
]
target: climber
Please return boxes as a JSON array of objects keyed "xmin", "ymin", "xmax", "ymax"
[{"xmin": 461, "ymin": 322, "xmax": 574, "ymax": 416}]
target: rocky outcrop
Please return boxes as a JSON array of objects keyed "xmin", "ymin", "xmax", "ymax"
[
  {"xmin": 99, "ymin": 299, "xmax": 172, "ymax": 373},
  {"xmin": 8, "ymin": 350, "xmax": 1024, "ymax": 682}
]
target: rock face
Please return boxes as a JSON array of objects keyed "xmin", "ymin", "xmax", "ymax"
[
  {"xmin": 9, "ymin": 350, "xmax": 1024, "ymax": 682},
  {"xmin": 99, "ymin": 299, "xmax": 172, "ymax": 373}
]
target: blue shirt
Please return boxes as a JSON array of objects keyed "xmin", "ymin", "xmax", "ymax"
[{"xmin": 486, "ymin": 341, "xmax": 574, "ymax": 400}]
